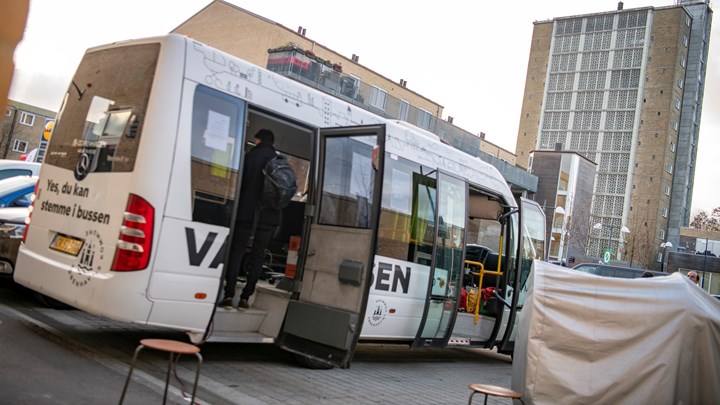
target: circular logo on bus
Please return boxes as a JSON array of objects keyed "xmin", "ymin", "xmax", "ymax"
[
  {"xmin": 367, "ymin": 299, "xmax": 388, "ymax": 327},
  {"xmin": 75, "ymin": 153, "xmax": 91, "ymax": 181},
  {"xmin": 69, "ymin": 229, "xmax": 105, "ymax": 287}
]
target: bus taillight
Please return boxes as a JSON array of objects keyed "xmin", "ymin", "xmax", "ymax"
[
  {"xmin": 22, "ymin": 182, "xmax": 40, "ymax": 243},
  {"xmin": 111, "ymin": 194, "xmax": 154, "ymax": 271}
]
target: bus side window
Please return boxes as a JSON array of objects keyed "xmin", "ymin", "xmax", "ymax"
[
  {"xmin": 376, "ymin": 153, "xmax": 438, "ymax": 266},
  {"xmin": 190, "ymin": 85, "xmax": 245, "ymax": 227}
]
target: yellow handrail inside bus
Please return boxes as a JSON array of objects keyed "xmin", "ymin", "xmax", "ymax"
[
  {"xmin": 497, "ymin": 234, "xmax": 504, "ymax": 273},
  {"xmin": 464, "ymin": 260, "xmax": 504, "ymax": 324}
]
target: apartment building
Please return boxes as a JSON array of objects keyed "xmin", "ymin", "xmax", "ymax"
[
  {"xmin": 516, "ymin": 1, "xmax": 712, "ymax": 268},
  {"xmin": 1, "ymin": 99, "xmax": 55, "ymax": 162}
]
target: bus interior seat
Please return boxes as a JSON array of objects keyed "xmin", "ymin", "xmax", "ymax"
[
  {"xmin": 464, "ymin": 245, "xmax": 490, "ymax": 286},
  {"xmin": 481, "ymin": 253, "xmax": 500, "ymax": 287},
  {"xmin": 463, "ymin": 249, "xmax": 501, "ymax": 289}
]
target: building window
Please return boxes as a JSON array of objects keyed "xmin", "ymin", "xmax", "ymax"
[
  {"xmin": 340, "ymin": 76, "xmax": 359, "ymax": 99},
  {"xmin": 678, "ymin": 78, "xmax": 683, "ymax": 88},
  {"xmin": 672, "ymin": 120, "xmax": 678, "ymax": 131},
  {"xmin": 662, "ymin": 207, "xmax": 668, "ymax": 218},
  {"xmin": 683, "ymin": 36, "xmax": 688, "ymax": 47},
  {"xmin": 681, "ymin": 56, "xmax": 686, "ymax": 68},
  {"xmin": 399, "ymin": 100, "xmax": 410, "ymax": 121},
  {"xmin": 19, "ymin": 112, "xmax": 35, "ymax": 126},
  {"xmin": 416, "ymin": 109, "xmax": 432, "ymax": 130},
  {"xmin": 686, "ymin": 15, "xmax": 691, "ymax": 26},
  {"xmin": 12, "ymin": 140, "xmax": 28, "ymax": 153},
  {"xmin": 670, "ymin": 142, "xmax": 676, "ymax": 152},
  {"xmin": 660, "ymin": 229, "xmax": 665, "ymax": 240},
  {"xmin": 665, "ymin": 184, "xmax": 671, "ymax": 195},
  {"xmin": 675, "ymin": 99, "xmax": 681, "ymax": 110},
  {"xmin": 370, "ymin": 86, "xmax": 387, "ymax": 110},
  {"xmin": 667, "ymin": 164, "xmax": 673, "ymax": 174}
]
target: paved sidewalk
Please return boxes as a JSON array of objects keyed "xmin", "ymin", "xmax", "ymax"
[
  {"xmin": 197, "ymin": 344, "xmax": 515, "ymax": 405},
  {"xmin": 2, "ymin": 284, "xmax": 516, "ymax": 405}
]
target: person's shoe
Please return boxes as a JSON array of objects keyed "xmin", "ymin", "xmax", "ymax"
[
  {"xmin": 218, "ymin": 297, "xmax": 234, "ymax": 309},
  {"xmin": 238, "ymin": 299, "xmax": 250, "ymax": 310}
]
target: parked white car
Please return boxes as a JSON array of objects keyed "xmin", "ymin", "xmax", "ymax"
[{"xmin": 0, "ymin": 159, "xmax": 41, "ymax": 180}]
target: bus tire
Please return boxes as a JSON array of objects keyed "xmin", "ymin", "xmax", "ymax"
[
  {"xmin": 293, "ymin": 353, "xmax": 335, "ymax": 370},
  {"xmin": 34, "ymin": 292, "xmax": 73, "ymax": 309}
]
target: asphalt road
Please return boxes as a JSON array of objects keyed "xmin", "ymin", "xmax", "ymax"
[{"xmin": 0, "ymin": 280, "xmax": 515, "ymax": 405}]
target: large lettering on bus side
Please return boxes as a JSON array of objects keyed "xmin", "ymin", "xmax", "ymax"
[
  {"xmin": 372, "ymin": 261, "xmax": 411, "ymax": 294},
  {"xmin": 365, "ymin": 255, "xmax": 432, "ymax": 333},
  {"xmin": 184, "ymin": 227, "xmax": 227, "ymax": 269},
  {"xmin": 370, "ymin": 255, "xmax": 431, "ymax": 299}
]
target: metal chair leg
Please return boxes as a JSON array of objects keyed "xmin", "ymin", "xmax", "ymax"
[
  {"xmin": 119, "ymin": 344, "xmax": 145, "ymax": 405},
  {"xmin": 162, "ymin": 352, "xmax": 173, "ymax": 405},
  {"xmin": 467, "ymin": 391, "xmax": 489, "ymax": 405},
  {"xmin": 190, "ymin": 352, "xmax": 203, "ymax": 404}
]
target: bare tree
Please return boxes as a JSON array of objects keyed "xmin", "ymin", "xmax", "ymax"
[
  {"xmin": 563, "ymin": 195, "xmax": 594, "ymax": 260},
  {"xmin": 690, "ymin": 207, "xmax": 720, "ymax": 231},
  {"xmin": 623, "ymin": 209, "xmax": 656, "ymax": 268}
]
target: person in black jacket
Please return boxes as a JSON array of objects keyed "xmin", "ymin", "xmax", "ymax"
[{"xmin": 220, "ymin": 129, "xmax": 281, "ymax": 309}]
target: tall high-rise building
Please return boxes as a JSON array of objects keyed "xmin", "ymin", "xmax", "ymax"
[{"xmin": 516, "ymin": 1, "xmax": 712, "ymax": 268}]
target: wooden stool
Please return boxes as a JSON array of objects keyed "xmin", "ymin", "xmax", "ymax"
[
  {"xmin": 468, "ymin": 383, "xmax": 524, "ymax": 405},
  {"xmin": 119, "ymin": 339, "xmax": 203, "ymax": 405}
]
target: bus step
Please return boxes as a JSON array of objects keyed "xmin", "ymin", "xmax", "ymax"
[
  {"xmin": 447, "ymin": 337, "xmax": 472, "ymax": 346},
  {"xmin": 205, "ymin": 331, "xmax": 275, "ymax": 343},
  {"xmin": 213, "ymin": 308, "xmax": 266, "ymax": 333}
]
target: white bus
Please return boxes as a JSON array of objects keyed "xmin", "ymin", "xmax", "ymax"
[{"xmin": 14, "ymin": 35, "xmax": 546, "ymax": 368}]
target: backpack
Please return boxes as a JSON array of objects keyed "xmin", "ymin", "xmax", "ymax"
[{"xmin": 260, "ymin": 154, "xmax": 297, "ymax": 210}]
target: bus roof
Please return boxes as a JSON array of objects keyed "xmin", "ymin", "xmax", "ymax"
[{"xmin": 85, "ymin": 35, "xmax": 515, "ymax": 205}]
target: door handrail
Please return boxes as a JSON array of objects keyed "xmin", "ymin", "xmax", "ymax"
[{"xmin": 464, "ymin": 260, "xmax": 504, "ymax": 324}]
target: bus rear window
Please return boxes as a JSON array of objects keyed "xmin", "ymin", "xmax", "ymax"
[{"xmin": 43, "ymin": 43, "xmax": 160, "ymax": 173}]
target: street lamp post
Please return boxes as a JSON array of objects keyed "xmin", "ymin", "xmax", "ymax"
[
  {"xmin": 555, "ymin": 207, "xmax": 567, "ymax": 264},
  {"xmin": 593, "ymin": 222, "xmax": 630, "ymax": 262},
  {"xmin": 660, "ymin": 241, "xmax": 674, "ymax": 272}
]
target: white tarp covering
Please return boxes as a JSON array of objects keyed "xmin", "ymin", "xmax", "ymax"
[{"xmin": 512, "ymin": 261, "xmax": 720, "ymax": 404}]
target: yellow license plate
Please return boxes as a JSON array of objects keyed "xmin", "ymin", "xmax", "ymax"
[{"xmin": 50, "ymin": 234, "xmax": 84, "ymax": 256}]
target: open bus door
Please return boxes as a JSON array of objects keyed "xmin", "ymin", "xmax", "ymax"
[
  {"xmin": 497, "ymin": 198, "xmax": 545, "ymax": 354},
  {"xmin": 411, "ymin": 171, "xmax": 467, "ymax": 348},
  {"xmin": 277, "ymin": 125, "xmax": 385, "ymax": 368}
]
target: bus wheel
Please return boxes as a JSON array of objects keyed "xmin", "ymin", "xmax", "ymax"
[
  {"xmin": 293, "ymin": 353, "xmax": 335, "ymax": 370},
  {"xmin": 34, "ymin": 292, "xmax": 73, "ymax": 309}
]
